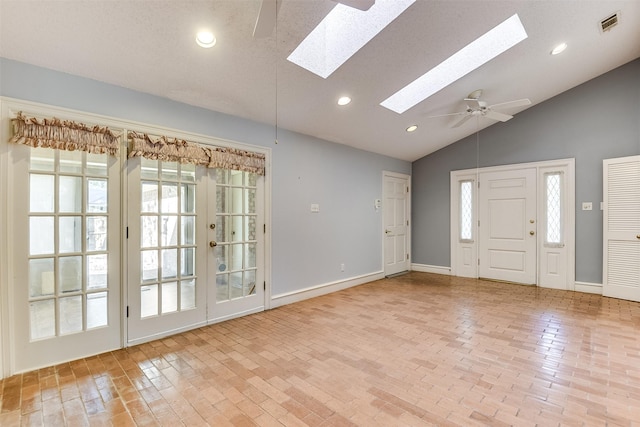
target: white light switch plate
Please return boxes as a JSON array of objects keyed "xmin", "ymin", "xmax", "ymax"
[
  {"xmin": 310, "ymin": 203, "xmax": 320, "ymax": 213},
  {"xmin": 582, "ymin": 202, "xmax": 592, "ymax": 211}
]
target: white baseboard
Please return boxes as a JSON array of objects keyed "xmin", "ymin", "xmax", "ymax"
[
  {"xmin": 574, "ymin": 281, "xmax": 603, "ymax": 295},
  {"xmin": 271, "ymin": 271, "xmax": 384, "ymax": 309},
  {"xmin": 411, "ymin": 263, "xmax": 451, "ymax": 275}
]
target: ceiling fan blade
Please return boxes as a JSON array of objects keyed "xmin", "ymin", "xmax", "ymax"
[
  {"xmin": 489, "ymin": 98, "xmax": 531, "ymax": 110},
  {"xmin": 253, "ymin": 0, "xmax": 281, "ymax": 38},
  {"xmin": 452, "ymin": 114, "xmax": 472, "ymax": 128},
  {"xmin": 332, "ymin": 0, "xmax": 376, "ymax": 11},
  {"xmin": 484, "ymin": 110, "xmax": 513, "ymax": 122},
  {"xmin": 427, "ymin": 111, "xmax": 467, "ymax": 119}
]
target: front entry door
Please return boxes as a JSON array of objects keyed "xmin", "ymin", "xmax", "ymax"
[
  {"xmin": 479, "ymin": 168, "xmax": 537, "ymax": 284},
  {"xmin": 383, "ymin": 172, "xmax": 410, "ymax": 276}
]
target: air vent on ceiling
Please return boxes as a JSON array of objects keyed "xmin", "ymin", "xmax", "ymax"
[{"xmin": 599, "ymin": 12, "xmax": 619, "ymax": 33}]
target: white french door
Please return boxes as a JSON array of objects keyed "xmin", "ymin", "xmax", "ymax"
[
  {"xmin": 383, "ymin": 172, "xmax": 410, "ymax": 276},
  {"xmin": 479, "ymin": 168, "xmax": 537, "ymax": 284},
  {"xmin": 209, "ymin": 169, "xmax": 264, "ymax": 322},
  {"xmin": 126, "ymin": 157, "xmax": 209, "ymax": 344},
  {"xmin": 9, "ymin": 145, "xmax": 121, "ymax": 373}
]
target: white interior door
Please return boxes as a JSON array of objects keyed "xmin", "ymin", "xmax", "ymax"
[
  {"xmin": 9, "ymin": 145, "xmax": 121, "ymax": 373},
  {"xmin": 209, "ymin": 169, "xmax": 265, "ymax": 323},
  {"xmin": 383, "ymin": 172, "xmax": 410, "ymax": 276},
  {"xmin": 479, "ymin": 168, "xmax": 537, "ymax": 284},
  {"xmin": 603, "ymin": 155, "xmax": 640, "ymax": 302},
  {"xmin": 127, "ymin": 157, "xmax": 208, "ymax": 344}
]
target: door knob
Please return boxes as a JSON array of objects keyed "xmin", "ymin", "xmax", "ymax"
[
  {"xmin": 637, "ymin": 234, "xmax": 640, "ymax": 240},
  {"xmin": 385, "ymin": 230, "xmax": 391, "ymax": 234},
  {"xmin": 529, "ymin": 231, "xmax": 535, "ymax": 236},
  {"xmin": 209, "ymin": 241, "xmax": 217, "ymax": 247}
]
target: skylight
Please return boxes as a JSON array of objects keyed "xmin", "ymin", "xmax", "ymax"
[
  {"xmin": 287, "ymin": 0, "xmax": 416, "ymax": 79},
  {"xmin": 380, "ymin": 14, "xmax": 528, "ymax": 114}
]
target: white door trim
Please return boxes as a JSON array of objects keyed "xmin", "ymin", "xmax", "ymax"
[
  {"xmin": 382, "ymin": 171, "xmax": 411, "ymax": 276},
  {"xmin": 450, "ymin": 158, "xmax": 575, "ymax": 289}
]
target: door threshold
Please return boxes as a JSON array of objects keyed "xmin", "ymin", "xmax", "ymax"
[
  {"xmin": 386, "ymin": 271, "xmax": 409, "ymax": 279},
  {"xmin": 478, "ymin": 277, "xmax": 536, "ymax": 286}
]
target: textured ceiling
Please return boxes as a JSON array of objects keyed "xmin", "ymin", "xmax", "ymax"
[{"xmin": 1, "ymin": 0, "xmax": 639, "ymax": 161}]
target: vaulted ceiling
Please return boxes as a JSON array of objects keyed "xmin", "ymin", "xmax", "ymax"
[{"xmin": 1, "ymin": 0, "xmax": 639, "ymax": 161}]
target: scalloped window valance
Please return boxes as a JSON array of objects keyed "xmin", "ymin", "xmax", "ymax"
[
  {"xmin": 9, "ymin": 112, "xmax": 120, "ymax": 156},
  {"xmin": 128, "ymin": 131, "xmax": 265, "ymax": 176}
]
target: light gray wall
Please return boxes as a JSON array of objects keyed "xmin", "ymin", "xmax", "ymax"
[
  {"xmin": 412, "ymin": 58, "xmax": 640, "ymax": 284},
  {"xmin": 0, "ymin": 58, "xmax": 410, "ymax": 296}
]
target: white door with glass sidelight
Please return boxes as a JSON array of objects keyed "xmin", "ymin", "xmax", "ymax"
[
  {"xmin": 9, "ymin": 146, "xmax": 121, "ymax": 373},
  {"xmin": 209, "ymin": 169, "xmax": 264, "ymax": 323},
  {"xmin": 127, "ymin": 158, "xmax": 209, "ymax": 344}
]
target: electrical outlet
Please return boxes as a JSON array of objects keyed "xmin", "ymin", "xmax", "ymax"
[
  {"xmin": 340, "ymin": 263, "xmax": 345, "ymax": 272},
  {"xmin": 310, "ymin": 203, "xmax": 320, "ymax": 213}
]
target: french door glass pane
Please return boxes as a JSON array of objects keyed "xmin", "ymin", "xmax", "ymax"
[
  {"xmin": 30, "ymin": 300, "xmax": 55, "ymax": 340},
  {"xmin": 59, "ymin": 296, "xmax": 83, "ymax": 335},
  {"xmin": 59, "ymin": 176, "xmax": 82, "ymax": 213},
  {"xmin": 87, "ymin": 179, "xmax": 108, "ymax": 213},
  {"xmin": 29, "ymin": 258, "xmax": 55, "ymax": 298},
  {"xmin": 142, "ymin": 250, "xmax": 159, "ymax": 281},
  {"xmin": 30, "ymin": 174, "xmax": 54, "ymax": 212},
  {"xmin": 59, "ymin": 216, "xmax": 82, "ymax": 253},
  {"xmin": 86, "ymin": 153, "xmax": 108, "ymax": 176},
  {"xmin": 87, "ymin": 216, "xmax": 108, "ymax": 251},
  {"xmin": 87, "ymin": 254, "xmax": 108, "ymax": 290},
  {"xmin": 181, "ymin": 279, "xmax": 196, "ymax": 310},
  {"xmin": 87, "ymin": 292, "xmax": 108, "ymax": 329},
  {"xmin": 59, "ymin": 256, "xmax": 82, "ymax": 293},
  {"xmin": 59, "ymin": 150, "xmax": 83, "ymax": 174},
  {"xmin": 30, "ymin": 217, "xmax": 54, "ymax": 255}
]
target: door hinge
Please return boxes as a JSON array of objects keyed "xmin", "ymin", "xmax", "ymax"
[
  {"xmin": 406, "ymin": 254, "xmax": 409, "ymax": 260},
  {"xmin": 263, "ymin": 281, "xmax": 266, "ymax": 291},
  {"xmin": 478, "ymin": 181, "xmax": 480, "ymax": 188},
  {"xmin": 478, "ymin": 220, "xmax": 480, "ymax": 227},
  {"xmin": 478, "ymin": 259, "xmax": 480, "ymax": 265},
  {"xmin": 406, "ymin": 220, "xmax": 409, "ymax": 226},
  {"xmin": 126, "ymin": 306, "xmax": 129, "ymax": 318},
  {"xmin": 406, "ymin": 186, "xmax": 409, "ymax": 193},
  {"xmin": 126, "ymin": 227, "xmax": 129, "ymax": 239},
  {"xmin": 264, "ymin": 224, "xmax": 266, "ymax": 233}
]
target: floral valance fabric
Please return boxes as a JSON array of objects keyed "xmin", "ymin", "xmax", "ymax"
[
  {"xmin": 128, "ymin": 131, "xmax": 265, "ymax": 176},
  {"xmin": 10, "ymin": 112, "xmax": 120, "ymax": 156}
]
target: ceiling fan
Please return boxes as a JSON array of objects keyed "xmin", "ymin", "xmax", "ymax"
[
  {"xmin": 429, "ymin": 89, "xmax": 532, "ymax": 128},
  {"xmin": 253, "ymin": 0, "xmax": 375, "ymax": 38}
]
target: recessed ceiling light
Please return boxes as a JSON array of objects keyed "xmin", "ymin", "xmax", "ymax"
[
  {"xmin": 380, "ymin": 14, "xmax": 528, "ymax": 114},
  {"xmin": 338, "ymin": 96, "xmax": 352, "ymax": 106},
  {"xmin": 406, "ymin": 125, "xmax": 418, "ymax": 132},
  {"xmin": 287, "ymin": 0, "xmax": 416, "ymax": 79},
  {"xmin": 551, "ymin": 43, "xmax": 567, "ymax": 55},
  {"xmin": 196, "ymin": 31, "xmax": 216, "ymax": 48}
]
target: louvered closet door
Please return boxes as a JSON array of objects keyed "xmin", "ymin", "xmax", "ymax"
[{"xmin": 603, "ymin": 155, "xmax": 640, "ymax": 302}]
